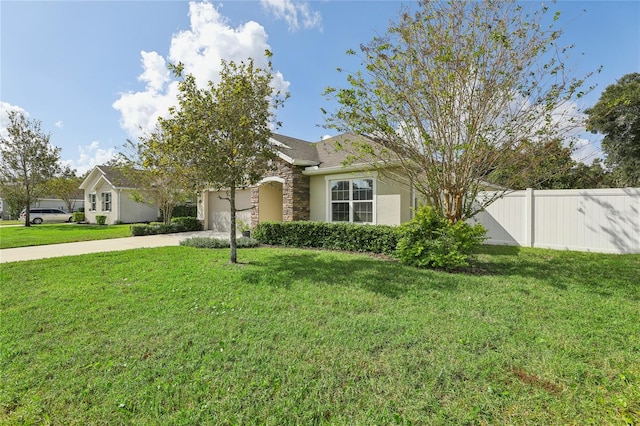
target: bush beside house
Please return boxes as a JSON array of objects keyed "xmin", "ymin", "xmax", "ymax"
[
  {"xmin": 130, "ymin": 217, "xmax": 202, "ymax": 236},
  {"xmin": 253, "ymin": 221, "xmax": 399, "ymax": 255},
  {"xmin": 253, "ymin": 213, "xmax": 486, "ymax": 269}
]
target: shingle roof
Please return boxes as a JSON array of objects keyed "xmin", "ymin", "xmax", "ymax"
[
  {"xmin": 271, "ymin": 133, "xmax": 319, "ymax": 164},
  {"xmin": 313, "ymin": 132, "xmax": 376, "ymax": 169},
  {"xmin": 271, "ymin": 132, "xmax": 378, "ymax": 170},
  {"xmin": 96, "ymin": 165, "xmax": 143, "ymax": 188}
]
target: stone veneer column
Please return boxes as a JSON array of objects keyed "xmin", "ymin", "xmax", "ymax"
[
  {"xmin": 250, "ymin": 187, "xmax": 260, "ymax": 228},
  {"xmin": 289, "ymin": 166, "xmax": 310, "ymax": 221},
  {"xmin": 259, "ymin": 160, "xmax": 311, "ymax": 224}
]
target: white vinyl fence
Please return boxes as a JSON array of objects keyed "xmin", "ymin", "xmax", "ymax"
[{"xmin": 474, "ymin": 188, "xmax": 640, "ymax": 254}]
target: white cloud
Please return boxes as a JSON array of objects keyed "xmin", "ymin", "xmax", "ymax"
[
  {"xmin": 0, "ymin": 101, "xmax": 28, "ymax": 139},
  {"xmin": 63, "ymin": 141, "xmax": 116, "ymax": 175},
  {"xmin": 113, "ymin": 1, "xmax": 290, "ymax": 138},
  {"xmin": 55, "ymin": 120, "xmax": 64, "ymax": 129},
  {"xmin": 260, "ymin": 0, "xmax": 322, "ymax": 31}
]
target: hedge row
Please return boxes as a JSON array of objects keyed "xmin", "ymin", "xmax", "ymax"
[
  {"xmin": 131, "ymin": 216, "xmax": 202, "ymax": 236},
  {"xmin": 180, "ymin": 236, "xmax": 259, "ymax": 249},
  {"xmin": 252, "ymin": 221, "xmax": 399, "ymax": 255}
]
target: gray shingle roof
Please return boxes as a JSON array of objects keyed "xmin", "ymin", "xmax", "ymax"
[
  {"xmin": 271, "ymin": 133, "xmax": 319, "ymax": 164},
  {"xmin": 271, "ymin": 132, "xmax": 378, "ymax": 170},
  {"xmin": 313, "ymin": 132, "xmax": 376, "ymax": 169},
  {"xmin": 96, "ymin": 165, "xmax": 142, "ymax": 188}
]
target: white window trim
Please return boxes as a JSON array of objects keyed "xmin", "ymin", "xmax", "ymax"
[
  {"xmin": 89, "ymin": 193, "xmax": 97, "ymax": 212},
  {"xmin": 101, "ymin": 192, "xmax": 112, "ymax": 212},
  {"xmin": 325, "ymin": 173, "xmax": 377, "ymax": 224}
]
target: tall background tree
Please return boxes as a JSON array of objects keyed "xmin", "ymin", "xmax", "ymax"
[
  {"xmin": 586, "ymin": 72, "xmax": 640, "ymax": 187},
  {"xmin": 324, "ymin": 0, "xmax": 594, "ymax": 222},
  {"xmin": 44, "ymin": 166, "xmax": 83, "ymax": 213},
  {"xmin": 0, "ymin": 111, "xmax": 60, "ymax": 226},
  {"xmin": 154, "ymin": 54, "xmax": 287, "ymax": 263}
]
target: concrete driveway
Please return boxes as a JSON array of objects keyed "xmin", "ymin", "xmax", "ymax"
[{"xmin": 0, "ymin": 231, "xmax": 231, "ymax": 263}]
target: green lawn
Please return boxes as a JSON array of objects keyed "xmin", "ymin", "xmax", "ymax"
[
  {"xmin": 1, "ymin": 246, "xmax": 639, "ymax": 424},
  {"xmin": 0, "ymin": 220, "xmax": 22, "ymax": 226},
  {"xmin": 0, "ymin": 223, "xmax": 133, "ymax": 249}
]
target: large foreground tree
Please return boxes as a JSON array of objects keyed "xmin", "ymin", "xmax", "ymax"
[
  {"xmin": 156, "ymin": 55, "xmax": 286, "ymax": 263},
  {"xmin": 324, "ymin": 0, "xmax": 594, "ymax": 222},
  {"xmin": 0, "ymin": 111, "xmax": 60, "ymax": 226},
  {"xmin": 586, "ymin": 72, "xmax": 640, "ymax": 187}
]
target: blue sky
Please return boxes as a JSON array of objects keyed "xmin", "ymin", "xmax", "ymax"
[{"xmin": 1, "ymin": 0, "xmax": 639, "ymax": 174}]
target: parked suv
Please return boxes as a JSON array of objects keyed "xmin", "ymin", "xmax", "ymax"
[{"xmin": 19, "ymin": 208, "xmax": 73, "ymax": 224}]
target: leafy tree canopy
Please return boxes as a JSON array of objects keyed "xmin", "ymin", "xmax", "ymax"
[
  {"xmin": 324, "ymin": 0, "xmax": 595, "ymax": 221},
  {"xmin": 0, "ymin": 111, "xmax": 60, "ymax": 226},
  {"xmin": 44, "ymin": 166, "xmax": 83, "ymax": 213},
  {"xmin": 151, "ymin": 53, "xmax": 287, "ymax": 262},
  {"xmin": 586, "ymin": 72, "xmax": 640, "ymax": 187}
]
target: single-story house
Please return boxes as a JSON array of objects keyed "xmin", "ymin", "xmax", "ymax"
[
  {"xmin": 0, "ymin": 194, "xmax": 83, "ymax": 220},
  {"xmin": 80, "ymin": 165, "xmax": 159, "ymax": 224},
  {"xmin": 199, "ymin": 132, "xmax": 418, "ymax": 231}
]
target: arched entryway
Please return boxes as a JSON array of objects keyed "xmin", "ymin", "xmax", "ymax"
[{"xmin": 258, "ymin": 179, "xmax": 283, "ymax": 223}]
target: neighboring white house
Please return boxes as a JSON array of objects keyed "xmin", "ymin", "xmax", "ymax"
[
  {"xmin": 31, "ymin": 196, "xmax": 84, "ymax": 212},
  {"xmin": 0, "ymin": 194, "xmax": 83, "ymax": 219},
  {"xmin": 79, "ymin": 166, "xmax": 159, "ymax": 224}
]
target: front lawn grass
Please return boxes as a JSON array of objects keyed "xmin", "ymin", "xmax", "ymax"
[
  {"xmin": 1, "ymin": 246, "xmax": 639, "ymax": 424},
  {"xmin": 0, "ymin": 223, "xmax": 133, "ymax": 249}
]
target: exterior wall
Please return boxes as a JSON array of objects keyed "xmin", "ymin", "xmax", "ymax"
[
  {"xmin": 207, "ymin": 189, "xmax": 252, "ymax": 232},
  {"xmin": 32, "ymin": 198, "xmax": 84, "ymax": 212},
  {"xmin": 376, "ymin": 177, "xmax": 412, "ymax": 225},
  {"xmin": 309, "ymin": 172, "xmax": 412, "ymax": 226},
  {"xmin": 258, "ymin": 181, "xmax": 283, "ymax": 222},
  {"xmin": 250, "ymin": 160, "xmax": 309, "ymax": 227},
  {"xmin": 84, "ymin": 181, "xmax": 115, "ymax": 224},
  {"xmin": 475, "ymin": 188, "xmax": 640, "ymax": 254},
  {"xmin": 117, "ymin": 190, "xmax": 160, "ymax": 224},
  {"xmin": 309, "ymin": 175, "xmax": 326, "ymax": 222},
  {"xmin": 85, "ymin": 186, "xmax": 158, "ymax": 224}
]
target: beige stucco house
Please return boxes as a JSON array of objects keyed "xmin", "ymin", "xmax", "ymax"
[
  {"xmin": 80, "ymin": 166, "xmax": 159, "ymax": 224},
  {"xmin": 199, "ymin": 133, "xmax": 417, "ymax": 232}
]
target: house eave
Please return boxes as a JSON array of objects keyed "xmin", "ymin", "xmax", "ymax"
[
  {"xmin": 302, "ymin": 162, "xmax": 379, "ymax": 176},
  {"xmin": 276, "ymin": 151, "xmax": 319, "ymax": 167}
]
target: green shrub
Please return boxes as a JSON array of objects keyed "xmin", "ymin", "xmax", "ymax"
[
  {"xmin": 95, "ymin": 215, "xmax": 107, "ymax": 225},
  {"xmin": 172, "ymin": 204, "xmax": 197, "ymax": 218},
  {"xmin": 72, "ymin": 212, "xmax": 85, "ymax": 223},
  {"xmin": 171, "ymin": 216, "xmax": 202, "ymax": 231},
  {"xmin": 253, "ymin": 221, "xmax": 399, "ymax": 255},
  {"xmin": 396, "ymin": 206, "xmax": 486, "ymax": 269},
  {"xmin": 130, "ymin": 224, "xmax": 150, "ymax": 236},
  {"xmin": 180, "ymin": 236, "xmax": 259, "ymax": 249},
  {"xmin": 130, "ymin": 218, "xmax": 202, "ymax": 236}
]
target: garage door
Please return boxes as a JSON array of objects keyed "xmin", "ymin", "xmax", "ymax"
[{"xmin": 207, "ymin": 189, "xmax": 252, "ymax": 232}]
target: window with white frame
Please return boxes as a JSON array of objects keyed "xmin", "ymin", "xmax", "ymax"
[
  {"xmin": 89, "ymin": 193, "xmax": 97, "ymax": 211},
  {"xmin": 330, "ymin": 178, "xmax": 374, "ymax": 223},
  {"xmin": 101, "ymin": 192, "xmax": 112, "ymax": 211}
]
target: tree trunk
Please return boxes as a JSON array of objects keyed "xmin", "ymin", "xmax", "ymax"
[
  {"xmin": 24, "ymin": 204, "xmax": 31, "ymax": 227},
  {"xmin": 229, "ymin": 186, "xmax": 237, "ymax": 264}
]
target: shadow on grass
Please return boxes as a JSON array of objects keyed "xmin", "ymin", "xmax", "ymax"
[
  {"xmin": 239, "ymin": 249, "xmax": 462, "ymax": 299},
  {"xmin": 472, "ymin": 245, "xmax": 640, "ymax": 300}
]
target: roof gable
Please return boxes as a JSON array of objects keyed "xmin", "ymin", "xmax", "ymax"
[
  {"xmin": 79, "ymin": 165, "xmax": 142, "ymax": 191},
  {"xmin": 271, "ymin": 133, "xmax": 319, "ymax": 166}
]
